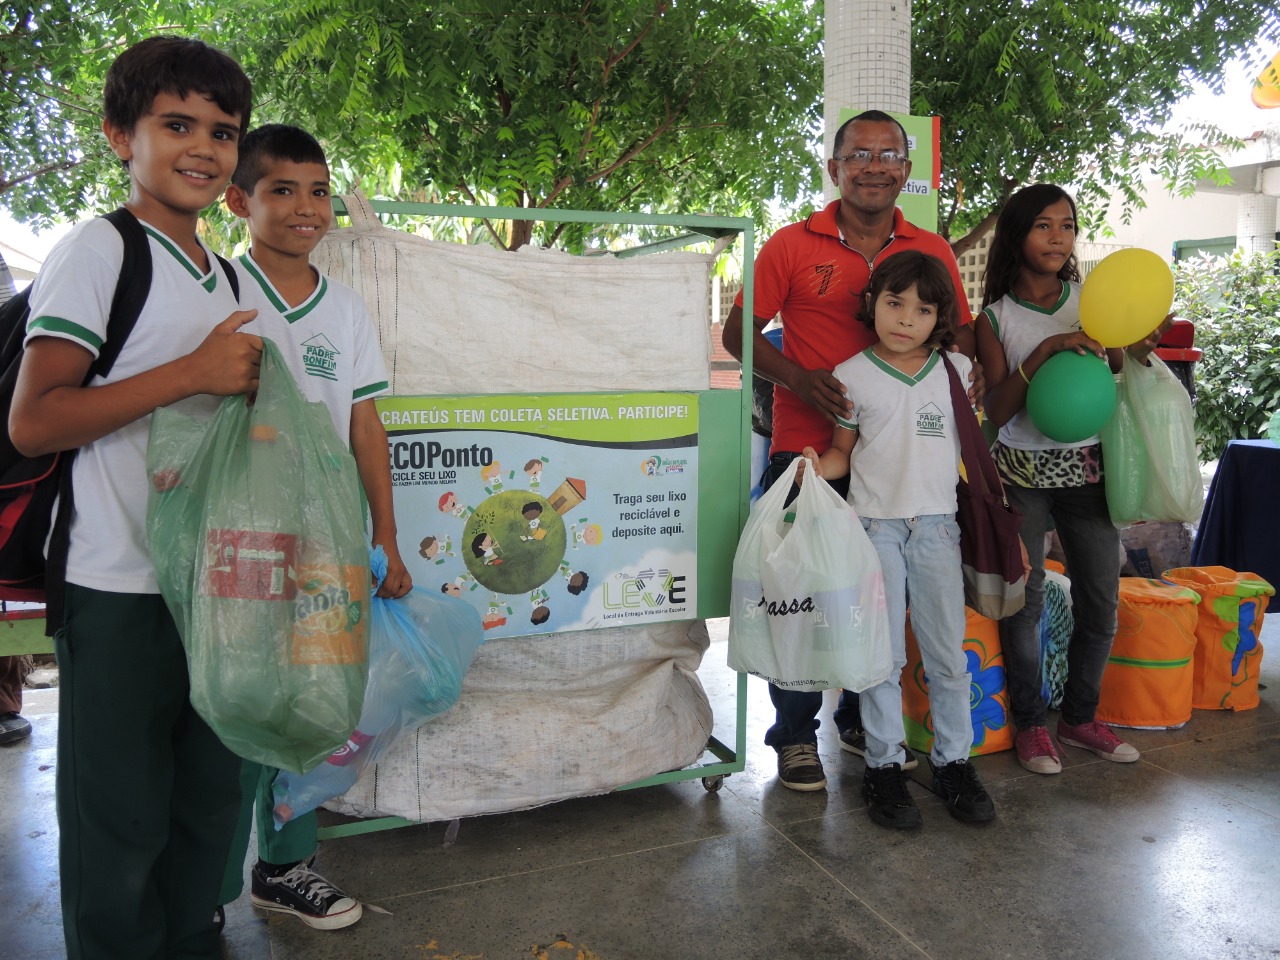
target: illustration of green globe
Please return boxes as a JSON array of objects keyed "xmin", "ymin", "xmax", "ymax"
[{"xmin": 462, "ymin": 491, "xmax": 567, "ymax": 593}]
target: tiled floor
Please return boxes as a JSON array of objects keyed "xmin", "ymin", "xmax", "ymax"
[{"xmin": 4, "ymin": 616, "xmax": 1278, "ymax": 960}]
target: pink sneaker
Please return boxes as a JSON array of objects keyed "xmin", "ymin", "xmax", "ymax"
[
  {"xmin": 1015, "ymin": 726, "xmax": 1061, "ymax": 775},
  {"xmin": 1057, "ymin": 719, "xmax": 1140, "ymax": 763}
]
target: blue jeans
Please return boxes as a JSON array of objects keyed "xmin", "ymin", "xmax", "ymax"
[
  {"xmin": 999, "ymin": 482, "xmax": 1120, "ymax": 729},
  {"xmin": 858, "ymin": 515, "xmax": 973, "ymax": 767},
  {"xmin": 759, "ymin": 452, "xmax": 860, "ymax": 748}
]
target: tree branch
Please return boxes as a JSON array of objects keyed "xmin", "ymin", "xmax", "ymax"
[
  {"xmin": 0, "ymin": 158, "xmax": 83, "ymax": 195},
  {"xmin": 601, "ymin": 0, "xmax": 667, "ymax": 84},
  {"xmin": 455, "ymin": 181, "xmax": 506, "ymax": 248}
]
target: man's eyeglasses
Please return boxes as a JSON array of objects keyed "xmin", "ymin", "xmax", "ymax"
[{"xmin": 832, "ymin": 149, "xmax": 907, "ymax": 168}]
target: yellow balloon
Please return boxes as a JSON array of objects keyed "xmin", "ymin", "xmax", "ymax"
[
  {"xmin": 1252, "ymin": 48, "xmax": 1280, "ymax": 109},
  {"xmin": 1078, "ymin": 248, "xmax": 1174, "ymax": 348}
]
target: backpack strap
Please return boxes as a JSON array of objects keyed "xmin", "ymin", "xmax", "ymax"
[
  {"xmin": 45, "ymin": 208, "xmax": 153, "ymax": 634},
  {"xmin": 93, "ymin": 208, "xmax": 153, "ymax": 381},
  {"xmin": 215, "ymin": 252, "xmax": 240, "ymax": 301}
]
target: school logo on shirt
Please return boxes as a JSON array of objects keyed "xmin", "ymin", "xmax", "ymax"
[
  {"xmin": 915, "ymin": 402, "xmax": 945, "ymax": 438},
  {"xmin": 301, "ymin": 334, "xmax": 340, "ymax": 382}
]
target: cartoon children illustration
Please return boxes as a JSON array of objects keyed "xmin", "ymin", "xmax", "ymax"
[
  {"xmin": 529, "ymin": 588, "xmax": 551, "ymax": 625},
  {"xmin": 520, "ymin": 502, "xmax": 548, "ymax": 541},
  {"xmin": 558, "ymin": 561, "xmax": 590, "ymax": 596},
  {"xmin": 481, "ymin": 594, "xmax": 513, "ymax": 630},
  {"xmin": 419, "ymin": 534, "xmax": 453, "ymax": 563},
  {"xmin": 438, "ymin": 491, "xmax": 474, "ymax": 519},
  {"xmin": 471, "ymin": 531, "xmax": 503, "ymax": 565},
  {"xmin": 570, "ymin": 523, "xmax": 603, "ymax": 550},
  {"xmin": 524, "ymin": 457, "xmax": 548, "ymax": 490},
  {"xmin": 481, "ymin": 461, "xmax": 504, "ymax": 495},
  {"xmin": 440, "ymin": 574, "xmax": 477, "ymax": 597}
]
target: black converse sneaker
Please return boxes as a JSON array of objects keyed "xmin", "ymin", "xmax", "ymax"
[{"xmin": 250, "ymin": 858, "xmax": 362, "ymax": 930}]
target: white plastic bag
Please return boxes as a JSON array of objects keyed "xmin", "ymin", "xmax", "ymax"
[
  {"xmin": 1100, "ymin": 354, "xmax": 1203, "ymax": 527},
  {"xmin": 727, "ymin": 458, "xmax": 893, "ymax": 692}
]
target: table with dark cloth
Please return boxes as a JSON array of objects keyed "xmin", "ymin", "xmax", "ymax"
[{"xmin": 1191, "ymin": 439, "xmax": 1280, "ymax": 590}]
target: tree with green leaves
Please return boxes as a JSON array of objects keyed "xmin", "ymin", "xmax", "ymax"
[
  {"xmin": 5, "ymin": 1, "xmax": 1280, "ymax": 256},
  {"xmin": 913, "ymin": 0, "xmax": 1280, "ymax": 251},
  {"xmin": 248, "ymin": 0, "xmax": 823, "ymax": 250}
]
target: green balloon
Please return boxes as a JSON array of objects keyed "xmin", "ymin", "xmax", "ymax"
[{"xmin": 1026, "ymin": 351, "xmax": 1117, "ymax": 443}]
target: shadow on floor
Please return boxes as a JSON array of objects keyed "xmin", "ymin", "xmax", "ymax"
[{"xmin": 5, "ymin": 617, "xmax": 1279, "ymax": 960}]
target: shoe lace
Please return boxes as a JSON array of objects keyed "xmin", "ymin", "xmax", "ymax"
[
  {"xmin": 781, "ymin": 743, "xmax": 819, "ymax": 765},
  {"xmin": 945, "ymin": 761, "xmax": 985, "ymax": 798},
  {"xmin": 274, "ymin": 864, "xmax": 342, "ymax": 905},
  {"xmin": 871, "ymin": 764, "xmax": 913, "ymax": 804},
  {"xmin": 1023, "ymin": 726, "xmax": 1057, "ymax": 757},
  {"xmin": 1078, "ymin": 720, "xmax": 1121, "ymax": 748}
]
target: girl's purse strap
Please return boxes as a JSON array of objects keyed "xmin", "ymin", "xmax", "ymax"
[{"xmin": 942, "ymin": 354, "xmax": 1008, "ymax": 505}]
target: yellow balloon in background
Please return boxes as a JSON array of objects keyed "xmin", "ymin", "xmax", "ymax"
[
  {"xmin": 1253, "ymin": 49, "xmax": 1280, "ymax": 109},
  {"xmin": 1078, "ymin": 248, "xmax": 1174, "ymax": 348}
]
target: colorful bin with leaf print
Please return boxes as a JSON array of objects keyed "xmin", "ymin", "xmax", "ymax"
[
  {"xmin": 902, "ymin": 607, "xmax": 1013, "ymax": 756},
  {"xmin": 1096, "ymin": 578, "xmax": 1200, "ymax": 729},
  {"xmin": 1162, "ymin": 566, "xmax": 1271, "ymax": 711}
]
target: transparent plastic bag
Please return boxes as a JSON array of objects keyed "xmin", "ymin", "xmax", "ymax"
[
  {"xmin": 1101, "ymin": 354, "xmax": 1203, "ymax": 527},
  {"xmin": 272, "ymin": 545, "xmax": 485, "ymax": 826},
  {"xmin": 727, "ymin": 458, "xmax": 893, "ymax": 692},
  {"xmin": 147, "ymin": 339, "xmax": 371, "ymax": 774}
]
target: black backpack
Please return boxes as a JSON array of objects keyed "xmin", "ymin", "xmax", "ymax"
[{"xmin": 0, "ymin": 208, "xmax": 239, "ymax": 632}]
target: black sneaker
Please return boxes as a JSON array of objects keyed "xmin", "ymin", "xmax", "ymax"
[
  {"xmin": 213, "ymin": 905, "xmax": 225, "ymax": 933},
  {"xmin": 776, "ymin": 743, "xmax": 827, "ymax": 791},
  {"xmin": 0, "ymin": 712, "xmax": 32, "ymax": 745},
  {"xmin": 250, "ymin": 859, "xmax": 362, "ymax": 930},
  {"xmin": 862, "ymin": 763, "xmax": 923, "ymax": 830},
  {"xmin": 930, "ymin": 758, "xmax": 996, "ymax": 823},
  {"xmin": 838, "ymin": 728, "xmax": 919, "ymax": 771}
]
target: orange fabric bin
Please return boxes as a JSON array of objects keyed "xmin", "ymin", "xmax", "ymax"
[
  {"xmin": 1162, "ymin": 566, "xmax": 1271, "ymax": 711},
  {"xmin": 902, "ymin": 607, "xmax": 1013, "ymax": 756},
  {"xmin": 1096, "ymin": 578, "xmax": 1200, "ymax": 729}
]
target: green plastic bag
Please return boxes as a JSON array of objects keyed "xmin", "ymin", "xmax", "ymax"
[
  {"xmin": 146, "ymin": 339, "xmax": 370, "ymax": 774},
  {"xmin": 1100, "ymin": 353, "xmax": 1203, "ymax": 528}
]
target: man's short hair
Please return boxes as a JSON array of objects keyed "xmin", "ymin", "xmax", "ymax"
[
  {"xmin": 103, "ymin": 36, "xmax": 252, "ymax": 138},
  {"xmin": 231, "ymin": 124, "xmax": 329, "ymax": 193},
  {"xmin": 832, "ymin": 110, "xmax": 910, "ymax": 159}
]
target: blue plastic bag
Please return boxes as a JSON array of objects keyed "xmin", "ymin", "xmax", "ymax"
[{"xmin": 271, "ymin": 546, "xmax": 484, "ymax": 826}]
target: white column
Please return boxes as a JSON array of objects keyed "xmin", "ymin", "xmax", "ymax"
[
  {"xmin": 824, "ymin": 0, "xmax": 912, "ymax": 201},
  {"xmin": 1236, "ymin": 192, "xmax": 1278, "ymax": 255}
]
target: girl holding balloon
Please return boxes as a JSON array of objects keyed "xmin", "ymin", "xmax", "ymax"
[{"xmin": 975, "ymin": 183, "xmax": 1169, "ymax": 776}]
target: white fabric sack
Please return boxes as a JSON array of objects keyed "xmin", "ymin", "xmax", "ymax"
[
  {"xmin": 727, "ymin": 459, "xmax": 893, "ymax": 692},
  {"xmin": 326, "ymin": 620, "xmax": 712, "ymax": 821},
  {"xmin": 311, "ymin": 193, "xmax": 713, "ymax": 394},
  {"xmin": 310, "ymin": 194, "xmax": 717, "ymax": 820}
]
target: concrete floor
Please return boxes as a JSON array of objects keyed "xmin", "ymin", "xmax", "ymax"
[{"xmin": 4, "ymin": 616, "xmax": 1279, "ymax": 960}]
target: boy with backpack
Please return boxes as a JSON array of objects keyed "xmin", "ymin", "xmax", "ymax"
[
  {"xmin": 9, "ymin": 36, "xmax": 259, "ymax": 960},
  {"xmin": 215, "ymin": 123, "xmax": 412, "ymax": 930}
]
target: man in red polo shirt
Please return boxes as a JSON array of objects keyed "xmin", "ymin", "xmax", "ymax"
[{"xmin": 723, "ymin": 109, "xmax": 973, "ymax": 794}]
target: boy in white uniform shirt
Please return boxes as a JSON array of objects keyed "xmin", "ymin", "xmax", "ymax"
[
  {"xmin": 802, "ymin": 250, "xmax": 995, "ymax": 831},
  {"xmin": 216, "ymin": 123, "xmax": 412, "ymax": 931}
]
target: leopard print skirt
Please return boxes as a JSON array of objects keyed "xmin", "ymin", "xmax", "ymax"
[{"xmin": 993, "ymin": 441, "xmax": 1103, "ymax": 489}]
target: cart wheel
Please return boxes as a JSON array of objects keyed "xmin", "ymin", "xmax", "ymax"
[{"xmin": 702, "ymin": 775, "xmax": 725, "ymax": 793}]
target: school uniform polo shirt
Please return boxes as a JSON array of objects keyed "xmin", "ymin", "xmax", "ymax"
[
  {"xmin": 235, "ymin": 252, "xmax": 389, "ymax": 443},
  {"xmin": 25, "ymin": 218, "xmax": 240, "ymax": 593}
]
